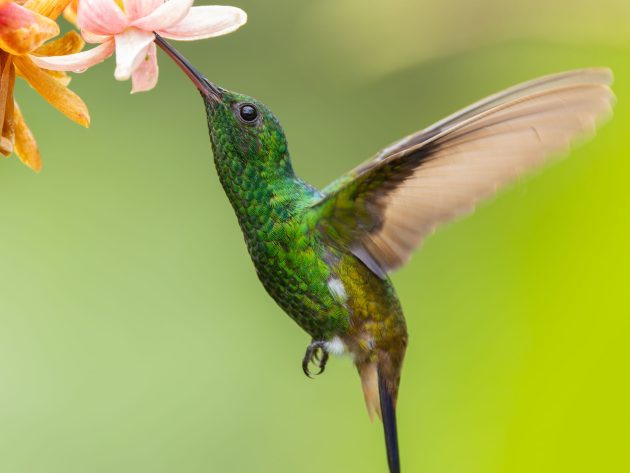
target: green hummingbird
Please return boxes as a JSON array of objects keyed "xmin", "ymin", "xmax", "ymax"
[{"xmin": 155, "ymin": 35, "xmax": 613, "ymax": 473}]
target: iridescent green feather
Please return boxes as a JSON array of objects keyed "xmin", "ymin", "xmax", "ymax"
[{"xmin": 205, "ymin": 92, "xmax": 352, "ymax": 339}]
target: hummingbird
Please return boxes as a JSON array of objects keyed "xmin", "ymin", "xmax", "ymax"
[{"xmin": 155, "ymin": 34, "xmax": 613, "ymax": 473}]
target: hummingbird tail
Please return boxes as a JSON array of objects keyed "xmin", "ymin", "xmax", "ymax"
[
  {"xmin": 359, "ymin": 362, "xmax": 381, "ymax": 421},
  {"xmin": 358, "ymin": 361, "xmax": 401, "ymax": 473},
  {"xmin": 379, "ymin": 367, "xmax": 401, "ymax": 473}
]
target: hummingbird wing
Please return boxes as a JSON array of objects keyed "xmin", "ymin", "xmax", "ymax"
[{"xmin": 308, "ymin": 68, "xmax": 614, "ymax": 277}]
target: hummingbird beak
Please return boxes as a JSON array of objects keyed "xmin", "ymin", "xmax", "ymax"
[{"xmin": 154, "ymin": 34, "xmax": 222, "ymax": 102}]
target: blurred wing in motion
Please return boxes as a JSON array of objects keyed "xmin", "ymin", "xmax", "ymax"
[{"xmin": 309, "ymin": 69, "xmax": 615, "ymax": 277}]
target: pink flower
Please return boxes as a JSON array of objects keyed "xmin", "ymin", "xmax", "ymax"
[{"xmin": 30, "ymin": 0, "xmax": 246, "ymax": 92}]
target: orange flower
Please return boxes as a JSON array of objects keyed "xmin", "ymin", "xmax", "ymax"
[{"xmin": 0, "ymin": 0, "xmax": 88, "ymax": 171}]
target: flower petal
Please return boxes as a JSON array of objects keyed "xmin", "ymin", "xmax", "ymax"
[
  {"xmin": 159, "ymin": 5, "xmax": 247, "ymax": 41},
  {"xmin": 77, "ymin": 0, "xmax": 128, "ymax": 36},
  {"xmin": 1, "ymin": 71, "xmax": 15, "ymax": 142},
  {"xmin": 0, "ymin": 52, "xmax": 13, "ymax": 125},
  {"xmin": 23, "ymin": 0, "xmax": 72, "ymax": 20},
  {"xmin": 123, "ymin": 0, "xmax": 163, "ymax": 21},
  {"xmin": 0, "ymin": 135, "xmax": 12, "ymax": 156},
  {"xmin": 13, "ymin": 55, "xmax": 90, "ymax": 127},
  {"xmin": 13, "ymin": 102, "xmax": 41, "ymax": 172},
  {"xmin": 131, "ymin": 0, "xmax": 193, "ymax": 31},
  {"xmin": 63, "ymin": 0, "xmax": 79, "ymax": 25},
  {"xmin": 34, "ymin": 30, "xmax": 84, "ymax": 56},
  {"xmin": 30, "ymin": 39, "xmax": 114, "ymax": 72},
  {"xmin": 81, "ymin": 30, "xmax": 110, "ymax": 44},
  {"xmin": 0, "ymin": 52, "xmax": 14, "ymax": 121},
  {"xmin": 0, "ymin": 51, "xmax": 15, "ymax": 157},
  {"xmin": 14, "ymin": 57, "xmax": 72, "ymax": 85},
  {"xmin": 131, "ymin": 41, "xmax": 158, "ymax": 93},
  {"xmin": 113, "ymin": 27, "xmax": 154, "ymax": 80},
  {"xmin": 0, "ymin": 1, "xmax": 59, "ymax": 55},
  {"xmin": 43, "ymin": 69, "xmax": 71, "ymax": 85}
]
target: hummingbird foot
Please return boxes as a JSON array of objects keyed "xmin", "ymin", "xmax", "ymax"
[{"xmin": 302, "ymin": 341, "xmax": 329, "ymax": 378}]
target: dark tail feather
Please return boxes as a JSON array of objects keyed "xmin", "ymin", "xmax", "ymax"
[{"xmin": 378, "ymin": 370, "xmax": 401, "ymax": 473}]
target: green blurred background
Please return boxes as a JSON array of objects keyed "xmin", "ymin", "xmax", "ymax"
[{"xmin": 1, "ymin": 1, "xmax": 629, "ymax": 472}]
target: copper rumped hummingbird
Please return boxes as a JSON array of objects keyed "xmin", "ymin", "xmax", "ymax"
[{"xmin": 155, "ymin": 34, "xmax": 613, "ymax": 473}]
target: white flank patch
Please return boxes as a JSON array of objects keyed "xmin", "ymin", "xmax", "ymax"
[
  {"xmin": 327, "ymin": 277, "xmax": 347, "ymax": 302},
  {"xmin": 324, "ymin": 336, "xmax": 346, "ymax": 356}
]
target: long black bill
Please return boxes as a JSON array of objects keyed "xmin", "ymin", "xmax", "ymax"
[{"xmin": 154, "ymin": 34, "xmax": 222, "ymax": 101}]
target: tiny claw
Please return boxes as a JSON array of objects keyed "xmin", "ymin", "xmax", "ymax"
[
  {"xmin": 302, "ymin": 357, "xmax": 314, "ymax": 378},
  {"xmin": 302, "ymin": 341, "xmax": 329, "ymax": 379},
  {"xmin": 316, "ymin": 350, "xmax": 329, "ymax": 375}
]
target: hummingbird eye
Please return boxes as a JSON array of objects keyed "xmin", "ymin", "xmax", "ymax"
[{"xmin": 238, "ymin": 104, "xmax": 258, "ymax": 123}]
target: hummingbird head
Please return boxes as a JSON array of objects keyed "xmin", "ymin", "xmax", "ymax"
[{"xmin": 155, "ymin": 35, "xmax": 293, "ymax": 179}]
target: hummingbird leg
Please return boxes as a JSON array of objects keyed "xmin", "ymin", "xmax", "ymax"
[{"xmin": 302, "ymin": 341, "xmax": 329, "ymax": 378}]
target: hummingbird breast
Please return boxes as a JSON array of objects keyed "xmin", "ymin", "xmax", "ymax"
[
  {"xmin": 246, "ymin": 205, "xmax": 407, "ymax": 356},
  {"xmin": 232, "ymin": 180, "xmax": 350, "ymax": 339}
]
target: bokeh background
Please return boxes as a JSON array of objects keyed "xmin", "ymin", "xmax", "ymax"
[{"xmin": 1, "ymin": 1, "xmax": 629, "ymax": 472}]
